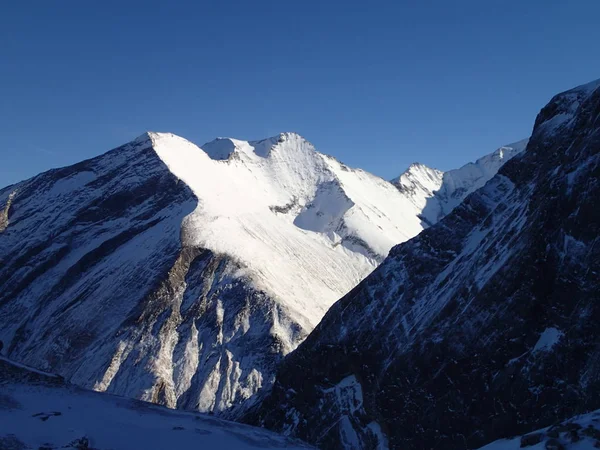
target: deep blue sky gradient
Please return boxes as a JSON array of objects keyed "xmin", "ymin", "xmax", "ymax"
[{"xmin": 2, "ymin": 1, "xmax": 600, "ymax": 187}]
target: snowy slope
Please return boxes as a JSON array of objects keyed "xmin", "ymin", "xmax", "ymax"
[
  {"xmin": 478, "ymin": 409, "xmax": 600, "ymax": 450},
  {"xmin": 247, "ymin": 80, "xmax": 600, "ymax": 449},
  {"xmin": 0, "ymin": 356, "xmax": 311, "ymax": 450},
  {"xmin": 151, "ymin": 131, "xmax": 428, "ymax": 329},
  {"xmin": 392, "ymin": 139, "xmax": 528, "ymax": 225}
]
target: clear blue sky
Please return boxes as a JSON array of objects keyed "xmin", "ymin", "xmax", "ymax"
[{"xmin": 2, "ymin": 1, "xmax": 600, "ymax": 187}]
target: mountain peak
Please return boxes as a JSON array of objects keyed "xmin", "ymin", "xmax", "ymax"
[
  {"xmin": 534, "ymin": 78, "xmax": 600, "ymax": 136},
  {"xmin": 406, "ymin": 161, "xmax": 439, "ymax": 173},
  {"xmin": 127, "ymin": 131, "xmax": 313, "ymax": 162},
  {"xmin": 390, "ymin": 140, "xmax": 527, "ymax": 227},
  {"xmin": 133, "ymin": 131, "xmax": 151, "ymax": 142},
  {"xmin": 274, "ymin": 131, "xmax": 307, "ymax": 142},
  {"xmin": 392, "ymin": 162, "xmax": 443, "ymax": 193},
  {"xmin": 473, "ymin": 138, "xmax": 529, "ymax": 170},
  {"xmin": 566, "ymin": 77, "xmax": 600, "ymax": 96},
  {"xmin": 200, "ymin": 132, "xmax": 312, "ymax": 161},
  {"xmin": 130, "ymin": 131, "xmax": 157, "ymax": 148},
  {"xmin": 131, "ymin": 132, "xmax": 202, "ymax": 154}
]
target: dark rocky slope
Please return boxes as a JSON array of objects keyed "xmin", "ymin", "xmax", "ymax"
[{"xmin": 246, "ymin": 80, "xmax": 600, "ymax": 449}]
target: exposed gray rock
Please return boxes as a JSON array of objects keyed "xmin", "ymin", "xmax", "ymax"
[{"xmin": 0, "ymin": 191, "xmax": 15, "ymax": 233}]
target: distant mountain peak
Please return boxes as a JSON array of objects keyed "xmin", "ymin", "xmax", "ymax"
[
  {"xmin": 393, "ymin": 162, "xmax": 443, "ymax": 185},
  {"xmin": 276, "ymin": 131, "xmax": 306, "ymax": 141},
  {"xmin": 473, "ymin": 138, "xmax": 529, "ymax": 170},
  {"xmin": 391, "ymin": 139, "xmax": 527, "ymax": 226}
]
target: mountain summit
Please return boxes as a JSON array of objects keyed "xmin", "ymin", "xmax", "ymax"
[{"xmin": 392, "ymin": 138, "xmax": 528, "ymax": 226}]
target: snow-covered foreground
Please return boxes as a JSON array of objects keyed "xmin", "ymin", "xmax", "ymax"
[
  {"xmin": 478, "ymin": 409, "xmax": 600, "ymax": 450},
  {"xmin": 0, "ymin": 357, "xmax": 312, "ymax": 449}
]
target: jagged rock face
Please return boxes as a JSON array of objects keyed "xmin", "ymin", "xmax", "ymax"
[
  {"xmin": 247, "ymin": 81, "xmax": 600, "ymax": 449},
  {"xmin": 0, "ymin": 138, "xmax": 197, "ymax": 374}
]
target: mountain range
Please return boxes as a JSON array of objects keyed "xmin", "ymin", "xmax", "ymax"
[
  {"xmin": 0, "ymin": 128, "xmax": 521, "ymax": 419},
  {"xmin": 2, "ymin": 78, "xmax": 598, "ymax": 450}
]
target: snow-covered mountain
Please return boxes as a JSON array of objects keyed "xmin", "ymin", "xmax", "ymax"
[
  {"xmin": 0, "ymin": 130, "xmax": 516, "ymax": 419},
  {"xmin": 392, "ymin": 138, "xmax": 528, "ymax": 226},
  {"xmin": 0, "ymin": 356, "xmax": 312, "ymax": 449},
  {"xmin": 151, "ymin": 131, "xmax": 428, "ymax": 330},
  {"xmin": 0, "ymin": 122, "xmax": 526, "ymax": 421},
  {"xmin": 246, "ymin": 80, "xmax": 600, "ymax": 449}
]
